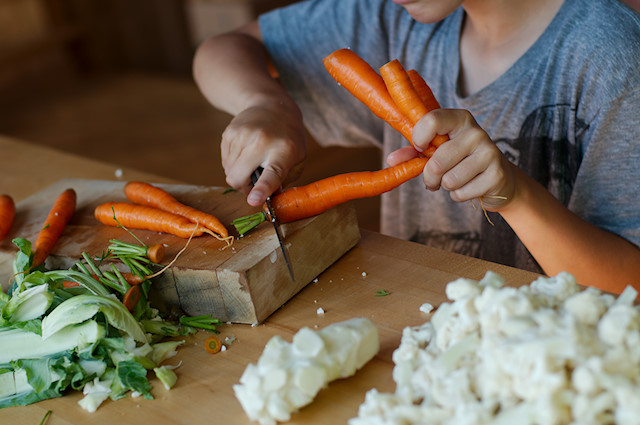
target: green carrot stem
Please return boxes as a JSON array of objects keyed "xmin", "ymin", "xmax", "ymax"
[{"xmin": 231, "ymin": 212, "xmax": 267, "ymax": 235}]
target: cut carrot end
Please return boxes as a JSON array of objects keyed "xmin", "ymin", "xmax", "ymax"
[
  {"xmin": 231, "ymin": 212, "xmax": 267, "ymax": 236},
  {"xmin": 204, "ymin": 335, "xmax": 223, "ymax": 354},
  {"xmin": 122, "ymin": 285, "xmax": 142, "ymax": 311},
  {"xmin": 146, "ymin": 243, "xmax": 165, "ymax": 264}
]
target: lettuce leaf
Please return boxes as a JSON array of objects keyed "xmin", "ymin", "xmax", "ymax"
[
  {"xmin": 42, "ymin": 295, "xmax": 146, "ymax": 343},
  {"xmin": 116, "ymin": 360, "xmax": 152, "ymax": 399}
]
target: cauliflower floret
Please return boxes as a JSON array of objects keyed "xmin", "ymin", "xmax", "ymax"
[{"xmin": 350, "ymin": 272, "xmax": 640, "ymax": 425}]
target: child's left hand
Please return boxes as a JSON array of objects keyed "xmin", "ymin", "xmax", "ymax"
[{"xmin": 386, "ymin": 108, "xmax": 517, "ymax": 211}]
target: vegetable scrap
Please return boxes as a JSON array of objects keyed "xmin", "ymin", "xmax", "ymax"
[
  {"xmin": 0, "ymin": 231, "xmax": 223, "ymax": 412},
  {"xmin": 204, "ymin": 335, "xmax": 223, "ymax": 354},
  {"xmin": 38, "ymin": 410, "xmax": 52, "ymax": 425},
  {"xmin": 375, "ymin": 289, "xmax": 390, "ymax": 297},
  {"xmin": 351, "ymin": 272, "xmax": 640, "ymax": 425}
]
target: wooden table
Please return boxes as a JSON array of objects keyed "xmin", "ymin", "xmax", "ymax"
[{"xmin": 0, "ymin": 135, "xmax": 542, "ymax": 425}]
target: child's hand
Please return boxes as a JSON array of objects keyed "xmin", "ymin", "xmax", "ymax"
[
  {"xmin": 221, "ymin": 99, "xmax": 307, "ymax": 206},
  {"xmin": 387, "ymin": 109, "xmax": 516, "ymax": 211}
]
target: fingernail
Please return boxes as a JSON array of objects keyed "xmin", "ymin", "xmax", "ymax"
[{"xmin": 247, "ymin": 191, "xmax": 262, "ymax": 206}]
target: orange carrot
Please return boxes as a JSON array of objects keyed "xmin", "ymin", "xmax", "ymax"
[
  {"xmin": 122, "ymin": 273, "xmax": 145, "ymax": 285},
  {"xmin": 406, "ymin": 69, "xmax": 449, "ymax": 150},
  {"xmin": 146, "ymin": 243, "xmax": 165, "ymax": 264},
  {"xmin": 380, "ymin": 59, "xmax": 430, "ymax": 125},
  {"xmin": 32, "ymin": 188, "xmax": 77, "ymax": 268},
  {"xmin": 0, "ymin": 194, "xmax": 16, "ymax": 241},
  {"xmin": 122, "ymin": 285, "xmax": 141, "ymax": 311},
  {"xmin": 381, "ymin": 60, "xmax": 450, "ymax": 150},
  {"xmin": 269, "ymin": 156, "xmax": 428, "ymax": 223},
  {"xmin": 323, "ymin": 48, "xmax": 415, "ymax": 145},
  {"xmin": 407, "ymin": 69, "xmax": 442, "ymax": 111},
  {"xmin": 124, "ymin": 181, "xmax": 230, "ymax": 240},
  {"xmin": 95, "ymin": 202, "xmax": 225, "ymax": 240},
  {"xmin": 62, "ymin": 280, "xmax": 81, "ymax": 288},
  {"xmin": 204, "ymin": 335, "xmax": 223, "ymax": 354}
]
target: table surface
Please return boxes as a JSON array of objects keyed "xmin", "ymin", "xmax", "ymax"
[{"xmin": 0, "ymin": 135, "xmax": 542, "ymax": 425}]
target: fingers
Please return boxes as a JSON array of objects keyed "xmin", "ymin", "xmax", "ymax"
[
  {"xmin": 386, "ymin": 145, "xmax": 422, "ymax": 166},
  {"xmin": 219, "ymin": 105, "xmax": 306, "ymax": 206},
  {"xmin": 415, "ymin": 109, "xmax": 514, "ymax": 209},
  {"xmin": 422, "ymin": 125, "xmax": 489, "ymax": 191}
]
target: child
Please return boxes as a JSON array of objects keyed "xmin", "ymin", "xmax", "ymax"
[{"xmin": 193, "ymin": 0, "xmax": 640, "ymax": 290}]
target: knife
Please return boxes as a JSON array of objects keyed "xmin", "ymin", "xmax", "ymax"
[{"xmin": 251, "ymin": 167, "xmax": 295, "ymax": 282}]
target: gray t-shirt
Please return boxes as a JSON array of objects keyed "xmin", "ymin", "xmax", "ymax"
[{"xmin": 259, "ymin": 0, "xmax": 640, "ymax": 273}]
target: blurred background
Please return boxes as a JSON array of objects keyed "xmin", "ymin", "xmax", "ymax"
[{"xmin": 0, "ymin": 0, "xmax": 382, "ymax": 231}]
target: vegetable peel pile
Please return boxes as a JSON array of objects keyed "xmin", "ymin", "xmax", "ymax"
[
  {"xmin": 350, "ymin": 272, "xmax": 640, "ymax": 425},
  {"xmin": 0, "ymin": 237, "xmax": 220, "ymax": 412}
]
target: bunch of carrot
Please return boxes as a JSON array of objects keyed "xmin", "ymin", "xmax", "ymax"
[
  {"xmin": 233, "ymin": 49, "xmax": 447, "ymax": 232},
  {"xmin": 94, "ymin": 181, "xmax": 233, "ymax": 246}
]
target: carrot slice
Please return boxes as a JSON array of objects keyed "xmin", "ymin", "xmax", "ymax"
[{"xmin": 204, "ymin": 335, "xmax": 223, "ymax": 354}]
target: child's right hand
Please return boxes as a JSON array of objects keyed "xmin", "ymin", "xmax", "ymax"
[{"xmin": 220, "ymin": 97, "xmax": 307, "ymax": 207}]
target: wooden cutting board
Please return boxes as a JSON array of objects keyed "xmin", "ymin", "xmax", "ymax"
[{"xmin": 0, "ymin": 178, "xmax": 361, "ymax": 324}]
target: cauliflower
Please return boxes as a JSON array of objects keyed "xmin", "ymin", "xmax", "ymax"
[
  {"xmin": 234, "ymin": 318, "xmax": 379, "ymax": 425},
  {"xmin": 351, "ymin": 272, "xmax": 640, "ymax": 425}
]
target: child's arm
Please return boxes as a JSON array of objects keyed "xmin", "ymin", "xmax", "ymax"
[
  {"xmin": 391, "ymin": 108, "xmax": 640, "ymax": 291},
  {"xmin": 193, "ymin": 21, "xmax": 307, "ymax": 206}
]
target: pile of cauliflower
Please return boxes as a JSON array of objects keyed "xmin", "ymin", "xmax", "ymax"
[{"xmin": 351, "ymin": 272, "xmax": 640, "ymax": 425}]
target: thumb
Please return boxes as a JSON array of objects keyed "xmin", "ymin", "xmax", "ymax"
[{"xmin": 247, "ymin": 164, "xmax": 285, "ymax": 206}]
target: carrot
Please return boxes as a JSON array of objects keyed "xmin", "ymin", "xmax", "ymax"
[
  {"xmin": 381, "ymin": 61, "xmax": 449, "ymax": 154},
  {"xmin": 124, "ymin": 181, "xmax": 231, "ymax": 241},
  {"xmin": 407, "ymin": 69, "xmax": 442, "ymax": 111},
  {"xmin": 270, "ymin": 156, "xmax": 429, "ymax": 223},
  {"xmin": 379, "ymin": 59, "xmax": 430, "ymax": 125},
  {"xmin": 146, "ymin": 243, "xmax": 165, "ymax": 264},
  {"xmin": 32, "ymin": 188, "xmax": 77, "ymax": 268},
  {"xmin": 204, "ymin": 335, "xmax": 223, "ymax": 354},
  {"xmin": 95, "ymin": 201, "xmax": 231, "ymax": 244},
  {"xmin": 380, "ymin": 62, "xmax": 443, "ymax": 156},
  {"xmin": 122, "ymin": 285, "xmax": 141, "ymax": 311},
  {"xmin": 62, "ymin": 280, "xmax": 81, "ymax": 288},
  {"xmin": 0, "ymin": 194, "xmax": 16, "ymax": 241},
  {"xmin": 406, "ymin": 69, "xmax": 449, "ymax": 150},
  {"xmin": 323, "ymin": 48, "xmax": 415, "ymax": 145}
]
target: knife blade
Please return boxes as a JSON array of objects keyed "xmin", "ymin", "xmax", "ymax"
[{"xmin": 251, "ymin": 167, "xmax": 295, "ymax": 282}]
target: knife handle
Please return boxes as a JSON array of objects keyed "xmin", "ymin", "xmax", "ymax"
[{"xmin": 250, "ymin": 166, "xmax": 264, "ymax": 186}]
